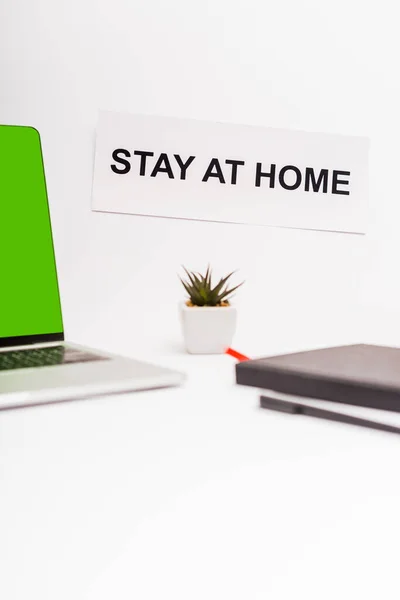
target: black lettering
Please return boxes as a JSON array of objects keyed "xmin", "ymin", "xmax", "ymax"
[
  {"xmin": 305, "ymin": 167, "xmax": 328, "ymax": 193},
  {"xmin": 202, "ymin": 158, "xmax": 225, "ymax": 184},
  {"xmin": 174, "ymin": 154, "xmax": 196, "ymax": 180},
  {"xmin": 150, "ymin": 153, "xmax": 174, "ymax": 178},
  {"xmin": 279, "ymin": 165, "xmax": 302, "ymax": 190},
  {"xmin": 225, "ymin": 159, "xmax": 245, "ymax": 185},
  {"xmin": 255, "ymin": 163, "xmax": 276, "ymax": 188},
  {"xmin": 134, "ymin": 150, "xmax": 154, "ymax": 176},
  {"xmin": 111, "ymin": 149, "xmax": 131, "ymax": 174},
  {"xmin": 332, "ymin": 170, "xmax": 350, "ymax": 195}
]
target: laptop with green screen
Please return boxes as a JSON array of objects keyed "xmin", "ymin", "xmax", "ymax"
[
  {"xmin": 0, "ymin": 125, "xmax": 182, "ymax": 408},
  {"xmin": 0, "ymin": 125, "xmax": 64, "ymax": 345}
]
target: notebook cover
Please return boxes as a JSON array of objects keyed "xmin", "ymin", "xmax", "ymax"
[{"xmin": 236, "ymin": 344, "xmax": 400, "ymax": 413}]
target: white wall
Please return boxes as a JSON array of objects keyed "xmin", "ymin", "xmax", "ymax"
[{"xmin": 2, "ymin": 0, "xmax": 399, "ymax": 359}]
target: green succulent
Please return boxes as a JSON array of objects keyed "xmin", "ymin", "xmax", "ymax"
[{"xmin": 180, "ymin": 266, "xmax": 244, "ymax": 307}]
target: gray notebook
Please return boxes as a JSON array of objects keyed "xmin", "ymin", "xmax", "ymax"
[{"xmin": 236, "ymin": 344, "xmax": 400, "ymax": 413}]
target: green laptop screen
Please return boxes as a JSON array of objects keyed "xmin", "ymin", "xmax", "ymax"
[{"xmin": 0, "ymin": 125, "xmax": 63, "ymax": 341}]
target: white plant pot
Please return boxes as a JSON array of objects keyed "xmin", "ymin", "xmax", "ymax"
[{"xmin": 180, "ymin": 303, "xmax": 237, "ymax": 354}]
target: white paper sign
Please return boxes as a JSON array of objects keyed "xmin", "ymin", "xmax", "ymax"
[{"xmin": 92, "ymin": 111, "xmax": 368, "ymax": 233}]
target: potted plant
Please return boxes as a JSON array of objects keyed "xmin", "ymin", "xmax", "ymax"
[{"xmin": 180, "ymin": 266, "xmax": 244, "ymax": 354}]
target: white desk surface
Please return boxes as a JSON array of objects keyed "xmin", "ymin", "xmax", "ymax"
[{"xmin": 1, "ymin": 352, "xmax": 400, "ymax": 600}]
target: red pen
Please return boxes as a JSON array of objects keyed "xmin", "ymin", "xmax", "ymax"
[{"xmin": 225, "ymin": 347, "xmax": 250, "ymax": 362}]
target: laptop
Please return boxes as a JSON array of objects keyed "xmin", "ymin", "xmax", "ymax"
[{"xmin": 0, "ymin": 124, "xmax": 184, "ymax": 409}]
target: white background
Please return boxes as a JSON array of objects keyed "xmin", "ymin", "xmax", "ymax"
[
  {"xmin": 3, "ymin": 0, "xmax": 400, "ymax": 362},
  {"xmin": 3, "ymin": 3, "xmax": 400, "ymax": 599}
]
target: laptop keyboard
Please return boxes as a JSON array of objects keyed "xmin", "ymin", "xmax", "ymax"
[{"xmin": 0, "ymin": 345, "xmax": 107, "ymax": 371}]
